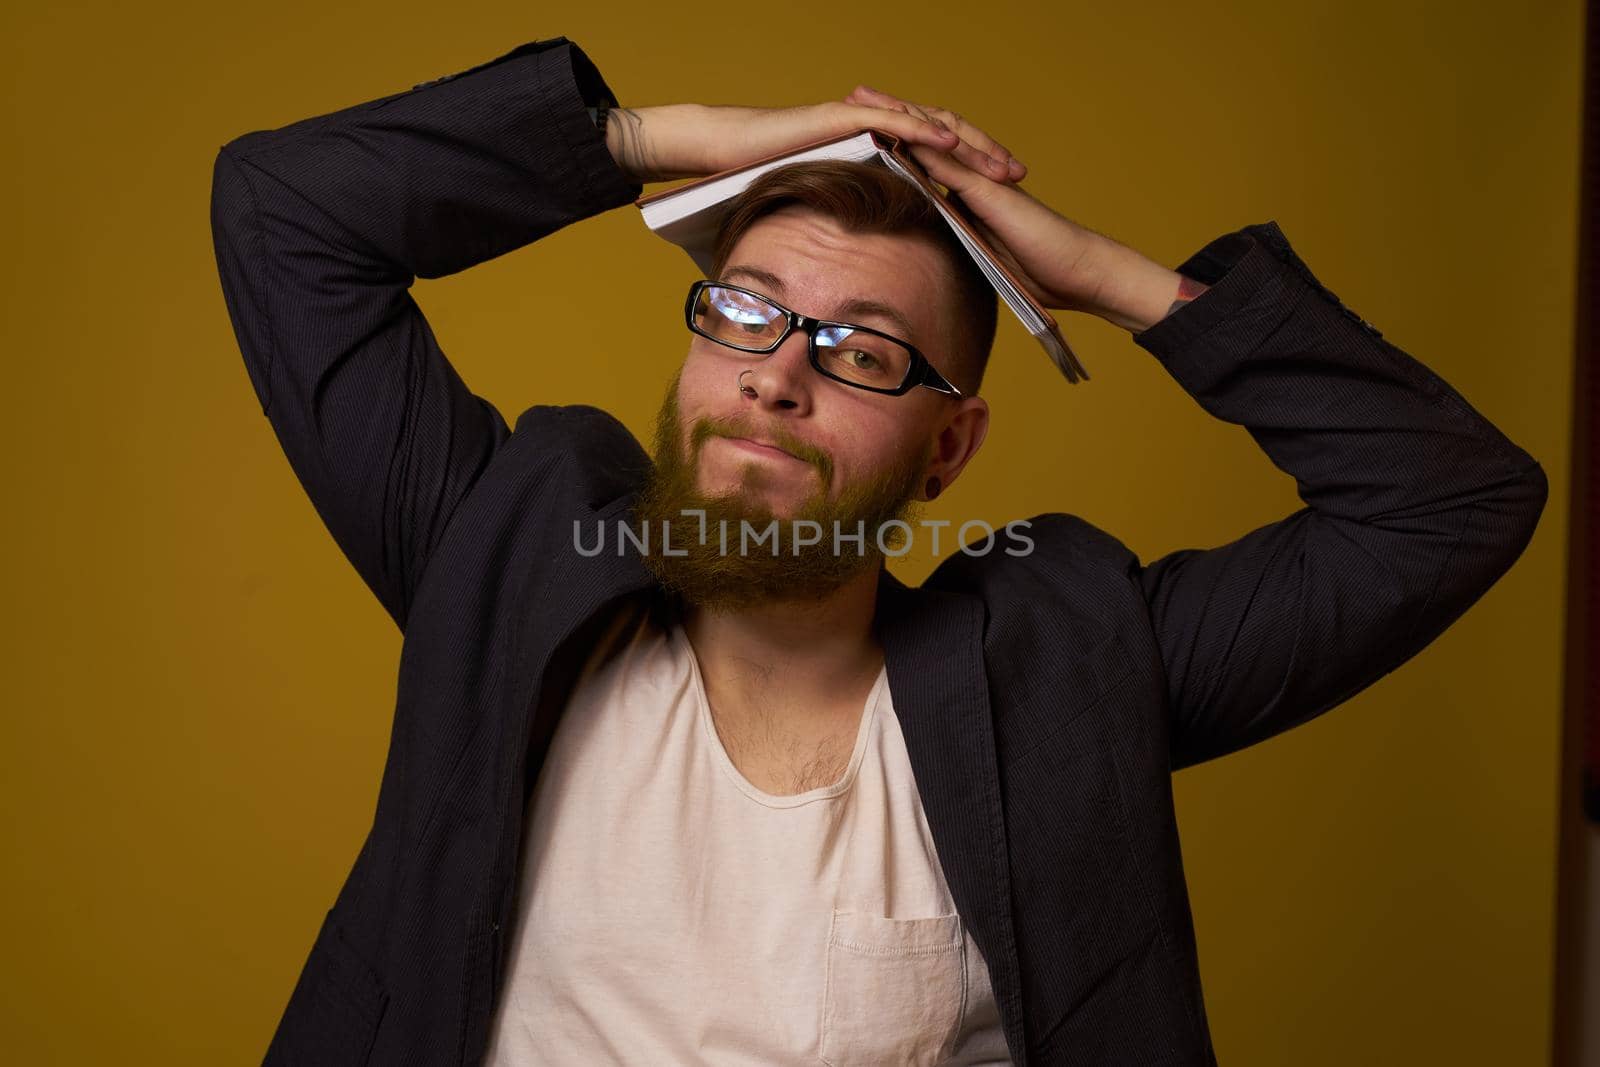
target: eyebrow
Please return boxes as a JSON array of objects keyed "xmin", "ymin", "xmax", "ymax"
[{"xmin": 719, "ymin": 265, "xmax": 920, "ymax": 345}]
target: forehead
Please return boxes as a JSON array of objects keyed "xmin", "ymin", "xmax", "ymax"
[{"xmin": 718, "ymin": 207, "xmax": 952, "ymax": 349}]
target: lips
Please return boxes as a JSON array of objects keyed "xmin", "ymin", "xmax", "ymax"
[{"xmin": 724, "ymin": 435, "xmax": 799, "ymax": 460}]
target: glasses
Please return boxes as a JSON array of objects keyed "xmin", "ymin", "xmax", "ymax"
[{"xmin": 684, "ymin": 280, "xmax": 963, "ymax": 397}]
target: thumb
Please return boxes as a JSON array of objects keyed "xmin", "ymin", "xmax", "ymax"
[
  {"xmin": 907, "ymin": 140, "xmax": 1033, "ymax": 253},
  {"xmin": 906, "ymin": 140, "xmax": 1005, "ymax": 206},
  {"xmin": 907, "ymin": 144, "xmax": 1048, "ymax": 305}
]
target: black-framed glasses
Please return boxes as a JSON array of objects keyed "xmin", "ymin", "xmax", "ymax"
[{"xmin": 683, "ymin": 280, "xmax": 964, "ymax": 397}]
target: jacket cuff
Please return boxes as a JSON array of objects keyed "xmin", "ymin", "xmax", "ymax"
[
  {"xmin": 1132, "ymin": 223, "xmax": 1288, "ymax": 348},
  {"xmin": 1128, "ymin": 221, "xmax": 1543, "ymax": 482},
  {"xmin": 527, "ymin": 38, "xmax": 642, "ymax": 214},
  {"xmin": 409, "ymin": 36, "xmax": 642, "ymax": 215},
  {"xmin": 1131, "ymin": 220, "xmax": 1391, "ymax": 369}
]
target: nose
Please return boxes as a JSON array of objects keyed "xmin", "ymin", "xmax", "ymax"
[{"xmin": 738, "ymin": 326, "xmax": 814, "ymax": 414}]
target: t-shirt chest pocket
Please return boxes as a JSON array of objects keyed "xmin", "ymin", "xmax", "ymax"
[{"xmin": 818, "ymin": 908, "xmax": 967, "ymax": 1066}]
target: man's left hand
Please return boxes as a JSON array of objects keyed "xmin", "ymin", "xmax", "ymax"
[{"xmin": 844, "ymin": 86, "xmax": 1191, "ymax": 334}]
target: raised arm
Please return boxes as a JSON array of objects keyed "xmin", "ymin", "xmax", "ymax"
[
  {"xmin": 208, "ymin": 40, "xmax": 1035, "ymax": 633},
  {"xmin": 208, "ymin": 37, "xmax": 640, "ymax": 632},
  {"xmin": 874, "ymin": 94, "xmax": 1548, "ymax": 769},
  {"xmin": 1125, "ymin": 223, "xmax": 1546, "ymax": 767}
]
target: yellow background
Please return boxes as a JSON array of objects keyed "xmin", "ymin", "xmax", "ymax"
[{"xmin": 3, "ymin": 1, "xmax": 1581, "ymax": 1062}]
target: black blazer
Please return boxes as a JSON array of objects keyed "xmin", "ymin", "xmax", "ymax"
[{"xmin": 209, "ymin": 36, "xmax": 1549, "ymax": 1067}]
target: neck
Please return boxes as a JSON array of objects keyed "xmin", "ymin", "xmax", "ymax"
[{"xmin": 680, "ymin": 563, "xmax": 885, "ymax": 721}]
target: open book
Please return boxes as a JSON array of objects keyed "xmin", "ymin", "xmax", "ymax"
[{"xmin": 634, "ymin": 128, "xmax": 1089, "ymax": 384}]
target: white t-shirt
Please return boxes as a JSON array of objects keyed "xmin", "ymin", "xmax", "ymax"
[{"xmin": 484, "ymin": 595, "xmax": 1011, "ymax": 1065}]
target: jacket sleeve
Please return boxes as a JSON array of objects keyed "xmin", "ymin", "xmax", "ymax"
[
  {"xmin": 1130, "ymin": 222, "xmax": 1548, "ymax": 771},
  {"xmin": 207, "ymin": 37, "xmax": 641, "ymax": 632}
]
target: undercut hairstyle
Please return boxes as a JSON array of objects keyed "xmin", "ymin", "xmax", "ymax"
[{"xmin": 708, "ymin": 160, "xmax": 1000, "ymax": 396}]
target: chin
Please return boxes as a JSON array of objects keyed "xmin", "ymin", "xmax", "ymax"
[
  {"xmin": 699, "ymin": 458, "xmax": 805, "ymax": 503},
  {"xmin": 701, "ymin": 480, "xmax": 801, "ymax": 518}
]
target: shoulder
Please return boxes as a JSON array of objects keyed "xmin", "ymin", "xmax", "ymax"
[
  {"xmin": 923, "ymin": 511, "xmax": 1142, "ymax": 618},
  {"xmin": 510, "ymin": 402, "xmax": 653, "ymax": 509},
  {"xmin": 926, "ymin": 511, "xmax": 1137, "ymax": 584},
  {"xmin": 512, "ymin": 401, "xmax": 644, "ymax": 455}
]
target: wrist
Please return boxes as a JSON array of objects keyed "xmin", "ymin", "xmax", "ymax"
[
  {"xmin": 604, "ymin": 103, "xmax": 708, "ymax": 184},
  {"xmin": 1083, "ymin": 236, "xmax": 1191, "ymax": 333}
]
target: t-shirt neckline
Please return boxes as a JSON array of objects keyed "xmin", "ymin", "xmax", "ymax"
[{"xmin": 672, "ymin": 620, "xmax": 887, "ymax": 809}]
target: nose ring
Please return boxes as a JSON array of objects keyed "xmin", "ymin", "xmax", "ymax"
[{"xmin": 738, "ymin": 369, "xmax": 756, "ymax": 397}]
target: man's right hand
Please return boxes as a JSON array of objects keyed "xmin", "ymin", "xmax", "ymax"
[{"xmin": 604, "ymin": 97, "xmax": 1028, "ymax": 187}]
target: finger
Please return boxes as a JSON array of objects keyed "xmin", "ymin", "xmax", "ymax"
[
  {"xmin": 909, "ymin": 151, "xmax": 1043, "ymax": 301},
  {"xmin": 917, "ymin": 103, "xmax": 1026, "ymax": 182},
  {"xmin": 844, "ymin": 84, "xmax": 878, "ymax": 106},
  {"xmin": 865, "ymin": 96, "xmax": 1014, "ymax": 182},
  {"xmin": 925, "ymin": 105, "xmax": 1026, "ymax": 180},
  {"xmin": 921, "ymin": 113, "xmax": 1019, "ymax": 182},
  {"xmin": 905, "ymin": 139, "xmax": 1000, "ymax": 202},
  {"xmin": 925, "ymin": 106, "xmax": 1013, "ymax": 165},
  {"xmin": 838, "ymin": 98, "xmax": 960, "ymax": 150},
  {"xmin": 851, "ymin": 86, "xmax": 1021, "ymax": 182}
]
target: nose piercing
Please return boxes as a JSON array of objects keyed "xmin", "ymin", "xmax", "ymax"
[{"xmin": 738, "ymin": 369, "xmax": 756, "ymax": 397}]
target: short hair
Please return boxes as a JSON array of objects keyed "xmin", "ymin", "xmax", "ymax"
[{"xmin": 708, "ymin": 160, "xmax": 999, "ymax": 396}]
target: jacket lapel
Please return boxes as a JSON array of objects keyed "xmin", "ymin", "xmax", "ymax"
[{"xmin": 875, "ymin": 568, "xmax": 1028, "ymax": 1064}]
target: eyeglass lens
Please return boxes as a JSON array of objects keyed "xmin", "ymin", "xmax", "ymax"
[{"xmin": 692, "ymin": 284, "xmax": 913, "ymax": 391}]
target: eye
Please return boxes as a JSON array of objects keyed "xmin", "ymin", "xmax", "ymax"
[
  {"xmin": 843, "ymin": 350, "xmax": 880, "ymax": 370},
  {"xmin": 711, "ymin": 290, "xmax": 778, "ymax": 326}
]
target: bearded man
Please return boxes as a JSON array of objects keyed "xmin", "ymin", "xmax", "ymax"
[{"xmin": 210, "ymin": 35, "xmax": 1547, "ymax": 1067}]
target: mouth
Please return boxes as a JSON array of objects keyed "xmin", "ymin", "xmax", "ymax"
[{"xmin": 721, "ymin": 435, "xmax": 802, "ymax": 462}]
